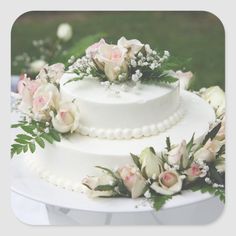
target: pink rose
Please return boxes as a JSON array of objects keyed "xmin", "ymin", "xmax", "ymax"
[
  {"xmin": 32, "ymin": 83, "xmax": 60, "ymax": 121},
  {"xmin": 151, "ymin": 170, "xmax": 183, "ymax": 195},
  {"xmin": 18, "ymin": 75, "xmax": 45, "ymax": 115},
  {"xmin": 118, "ymin": 165, "xmax": 146, "ymax": 198},
  {"xmin": 185, "ymin": 163, "xmax": 206, "ymax": 182}
]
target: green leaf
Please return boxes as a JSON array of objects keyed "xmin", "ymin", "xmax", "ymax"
[
  {"xmin": 94, "ymin": 185, "xmax": 115, "ymax": 191},
  {"xmin": 16, "ymin": 134, "xmax": 32, "ymax": 140},
  {"xmin": 166, "ymin": 137, "xmax": 171, "ymax": 152},
  {"xmin": 116, "ymin": 180, "xmax": 131, "ymax": 197},
  {"xmin": 23, "ymin": 145, "xmax": 28, "ymax": 153},
  {"xmin": 209, "ymin": 165, "xmax": 224, "ymax": 185},
  {"xmin": 95, "ymin": 166, "xmax": 118, "ymax": 180},
  {"xmin": 151, "ymin": 194, "xmax": 172, "ymax": 211},
  {"xmin": 186, "ymin": 133, "xmax": 195, "ymax": 153},
  {"xmin": 149, "ymin": 147, "xmax": 156, "ymax": 155},
  {"xmin": 130, "ymin": 153, "xmax": 141, "ymax": 170},
  {"xmin": 82, "ymin": 183, "xmax": 92, "ymax": 190},
  {"xmin": 14, "ymin": 138, "xmax": 29, "ymax": 144},
  {"xmin": 11, "ymin": 123, "xmax": 23, "ymax": 128},
  {"xmin": 11, "ymin": 144, "xmax": 23, "ymax": 149},
  {"xmin": 29, "ymin": 142, "xmax": 36, "ymax": 153},
  {"xmin": 63, "ymin": 76, "xmax": 84, "ymax": 85},
  {"xmin": 16, "ymin": 146, "xmax": 23, "ymax": 154},
  {"xmin": 41, "ymin": 133, "xmax": 54, "ymax": 144},
  {"xmin": 11, "ymin": 149, "xmax": 15, "ymax": 158},
  {"xmin": 216, "ymin": 144, "xmax": 225, "ymax": 158},
  {"xmin": 189, "ymin": 181, "xmax": 225, "ymax": 203},
  {"xmin": 202, "ymin": 122, "xmax": 221, "ymax": 145},
  {"xmin": 21, "ymin": 125, "xmax": 35, "ymax": 135},
  {"xmin": 35, "ymin": 137, "xmax": 45, "ymax": 148},
  {"xmin": 49, "ymin": 129, "xmax": 61, "ymax": 142}
]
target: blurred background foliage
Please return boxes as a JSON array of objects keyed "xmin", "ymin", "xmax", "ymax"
[{"xmin": 11, "ymin": 11, "xmax": 225, "ymax": 90}]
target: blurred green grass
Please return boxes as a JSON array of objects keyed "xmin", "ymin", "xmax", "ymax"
[{"xmin": 11, "ymin": 11, "xmax": 225, "ymax": 90}]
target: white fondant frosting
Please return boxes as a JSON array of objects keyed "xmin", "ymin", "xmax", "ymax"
[{"xmin": 60, "ymin": 73, "xmax": 181, "ymax": 139}]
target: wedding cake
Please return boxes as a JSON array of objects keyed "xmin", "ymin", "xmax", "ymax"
[
  {"xmin": 12, "ymin": 37, "xmax": 225, "ymax": 209},
  {"xmin": 24, "ymin": 73, "xmax": 214, "ymax": 190}
]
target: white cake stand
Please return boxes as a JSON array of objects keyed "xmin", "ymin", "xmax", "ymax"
[{"xmin": 10, "ymin": 158, "xmax": 224, "ymax": 225}]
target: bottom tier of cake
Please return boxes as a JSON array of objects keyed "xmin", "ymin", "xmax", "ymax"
[{"xmin": 24, "ymin": 91, "xmax": 215, "ymax": 191}]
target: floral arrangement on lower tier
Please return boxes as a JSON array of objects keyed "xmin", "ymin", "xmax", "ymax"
[
  {"xmin": 66, "ymin": 36, "xmax": 191, "ymax": 86},
  {"xmin": 82, "ymin": 111, "xmax": 225, "ymax": 211},
  {"xmin": 11, "ymin": 63, "xmax": 80, "ymax": 157}
]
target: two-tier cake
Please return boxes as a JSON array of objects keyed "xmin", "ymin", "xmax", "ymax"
[
  {"xmin": 12, "ymin": 37, "xmax": 224, "ymax": 208},
  {"xmin": 24, "ymin": 73, "xmax": 215, "ymax": 189}
]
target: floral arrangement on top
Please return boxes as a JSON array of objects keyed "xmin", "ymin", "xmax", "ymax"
[{"xmin": 66, "ymin": 37, "xmax": 186, "ymax": 86}]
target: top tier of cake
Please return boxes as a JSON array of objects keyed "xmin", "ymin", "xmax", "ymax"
[{"xmin": 60, "ymin": 73, "xmax": 183, "ymax": 139}]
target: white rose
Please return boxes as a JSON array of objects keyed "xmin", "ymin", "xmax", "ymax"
[
  {"xmin": 29, "ymin": 60, "xmax": 47, "ymax": 74},
  {"xmin": 118, "ymin": 165, "xmax": 147, "ymax": 198},
  {"xmin": 95, "ymin": 43, "xmax": 128, "ymax": 81},
  {"xmin": 51, "ymin": 101, "xmax": 80, "ymax": 133},
  {"xmin": 117, "ymin": 36, "xmax": 143, "ymax": 58},
  {"xmin": 150, "ymin": 170, "xmax": 183, "ymax": 195},
  {"xmin": 82, "ymin": 174, "xmax": 115, "ymax": 198},
  {"xmin": 85, "ymin": 38, "xmax": 106, "ymax": 58},
  {"xmin": 37, "ymin": 63, "xmax": 65, "ymax": 84},
  {"xmin": 200, "ymin": 86, "xmax": 225, "ymax": 116},
  {"xmin": 185, "ymin": 162, "xmax": 207, "ymax": 182},
  {"xmin": 32, "ymin": 83, "xmax": 60, "ymax": 121},
  {"xmin": 139, "ymin": 147, "xmax": 163, "ymax": 179},
  {"xmin": 194, "ymin": 139, "xmax": 223, "ymax": 163},
  {"xmin": 167, "ymin": 140, "xmax": 189, "ymax": 169},
  {"xmin": 215, "ymin": 154, "xmax": 225, "ymax": 173},
  {"xmin": 57, "ymin": 23, "xmax": 73, "ymax": 42}
]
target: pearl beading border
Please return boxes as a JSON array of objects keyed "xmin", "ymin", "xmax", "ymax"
[
  {"xmin": 25, "ymin": 158, "xmax": 83, "ymax": 192},
  {"xmin": 78, "ymin": 103, "xmax": 185, "ymax": 140}
]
